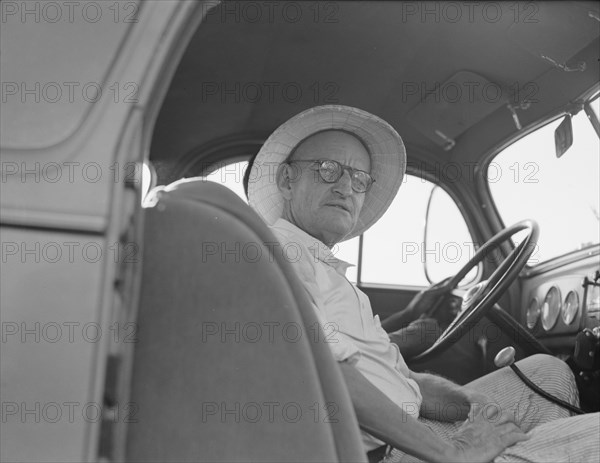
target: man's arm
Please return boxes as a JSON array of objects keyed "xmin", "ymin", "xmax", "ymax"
[
  {"xmin": 339, "ymin": 362, "xmax": 455, "ymax": 462},
  {"xmin": 339, "ymin": 362, "xmax": 527, "ymax": 463},
  {"xmin": 388, "ymin": 318, "xmax": 440, "ymax": 358},
  {"xmin": 409, "ymin": 370, "xmax": 496, "ymax": 422}
]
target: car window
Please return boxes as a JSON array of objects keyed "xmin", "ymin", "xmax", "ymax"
[
  {"xmin": 360, "ymin": 175, "xmax": 476, "ymax": 287},
  {"xmin": 488, "ymin": 101, "xmax": 600, "ymax": 265},
  {"xmin": 204, "ymin": 160, "xmax": 249, "ymax": 202},
  {"xmin": 590, "ymin": 95, "xmax": 600, "ymax": 123}
]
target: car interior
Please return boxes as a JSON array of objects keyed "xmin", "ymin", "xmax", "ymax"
[
  {"xmin": 113, "ymin": 2, "xmax": 600, "ymax": 461},
  {"xmin": 2, "ymin": 1, "xmax": 599, "ymax": 462}
]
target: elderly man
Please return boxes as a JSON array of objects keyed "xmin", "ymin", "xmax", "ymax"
[{"xmin": 246, "ymin": 105, "xmax": 599, "ymax": 463}]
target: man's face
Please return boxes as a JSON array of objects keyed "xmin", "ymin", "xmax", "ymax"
[{"xmin": 278, "ymin": 130, "xmax": 371, "ymax": 246}]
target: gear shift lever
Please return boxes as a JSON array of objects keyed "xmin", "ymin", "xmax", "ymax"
[{"xmin": 494, "ymin": 347, "xmax": 584, "ymax": 415}]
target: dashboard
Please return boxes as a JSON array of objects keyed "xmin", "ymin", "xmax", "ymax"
[{"xmin": 520, "ymin": 249, "xmax": 600, "ymax": 353}]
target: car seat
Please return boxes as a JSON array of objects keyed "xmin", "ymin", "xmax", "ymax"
[{"xmin": 125, "ymin": 178, "xmax": 367, "ymax": 462}]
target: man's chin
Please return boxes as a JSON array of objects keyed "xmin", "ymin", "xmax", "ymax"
[{"xmin": 322, "ymin": 220, "xmax": 355, "ymax": 244}]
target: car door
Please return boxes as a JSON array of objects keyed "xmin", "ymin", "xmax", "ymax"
[{"xmin": 0, "ymin": 2, "xmax": 208, "ymax": 461}]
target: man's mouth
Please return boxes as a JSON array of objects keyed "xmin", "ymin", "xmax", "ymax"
[{"xmin": 326, "ymin": 203, "xmax": 352, "ymax": 214}]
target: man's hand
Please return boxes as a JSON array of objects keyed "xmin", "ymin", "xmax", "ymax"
[
  {"xmin": 406, "ymin": 277, "xmax": 454, "ymax": 319},
  {"xmin": 389, "ymin": 318, "xmax": 440, "ymax": 358},
  {"xmin": 464, "ymin": 390, "xmax": 519, "ymax": 429},
  {"xmin": 447, "ymin": 408, "xmax": 529, "ymax": 463},
  {"xmin": 382, "ymin": 278, "xmax": 453, "ymax": 332},
  {"xmin": 464, "ymin": 390, "xmax": 496, "ymax": 415}
]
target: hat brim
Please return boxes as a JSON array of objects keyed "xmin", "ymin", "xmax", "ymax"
[{"xmin": 248, "ymin": 105, "xmax": 406, "ymax": 242}]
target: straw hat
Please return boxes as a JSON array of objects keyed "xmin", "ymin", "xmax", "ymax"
[{"xmin": 247, "ymin": 105, "xmax": 406, "ymax": 241}]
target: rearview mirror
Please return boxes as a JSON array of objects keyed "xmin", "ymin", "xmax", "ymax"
[{"xmin": 554, "ymin": 115, "xmax": 573, "ymax": 158}]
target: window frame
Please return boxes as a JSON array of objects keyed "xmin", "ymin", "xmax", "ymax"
[{"xmin": 171, "ymin": 136, "xmax": 263, "ymax": 182}]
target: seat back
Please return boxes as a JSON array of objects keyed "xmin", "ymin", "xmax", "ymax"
[{"xmin": 125, "ymin": 179, "xmax": 366, "ymax": 462}]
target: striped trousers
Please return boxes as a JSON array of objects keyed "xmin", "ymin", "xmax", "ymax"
[{"xmin": 385, "ymin": 354, "xmax": 600, "ymax": 463}]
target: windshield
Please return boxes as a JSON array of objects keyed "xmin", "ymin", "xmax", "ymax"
[{"xmin": 488, "ymin": 97, "xmax": 600, "ymax": 265}]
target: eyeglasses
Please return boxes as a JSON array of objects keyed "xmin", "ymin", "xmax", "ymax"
[{"xmin": 287, "ymin": 159, "xmax": 375, "ymax": 193}]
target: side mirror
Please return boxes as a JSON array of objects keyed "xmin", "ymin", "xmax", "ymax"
[{"xmin": 554, "ymin": 115, "xmax": 573, "ymax": 158}]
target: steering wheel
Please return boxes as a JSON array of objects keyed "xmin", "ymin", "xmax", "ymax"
[{"xmin": 410, "ymin": 220, "xmax": 539, "ymax": 362}]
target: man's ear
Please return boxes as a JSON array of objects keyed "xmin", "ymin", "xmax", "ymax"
[{"xmin": 276, "ymin": 163, "xmax": 294, "ymax": 200}]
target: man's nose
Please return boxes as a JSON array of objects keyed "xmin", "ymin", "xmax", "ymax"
[{"xmin": 332, "ymin": 169, "xmax": 353, "ymax": 196}]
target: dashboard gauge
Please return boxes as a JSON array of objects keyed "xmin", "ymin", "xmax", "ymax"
[
  {"xmin": 541, "ymin": 287, "xmax": 561, "ymax": 331},
  {"xmin": 587, "ymin": 284, "xmax": 600, "ymax": 314},
  {"xmin": 526, "ymin": 298, "xmax": 540, "ymax": 329},
  {"xmin": 562, "ymin": 291, "xmax": 579, "ymax": 325}
]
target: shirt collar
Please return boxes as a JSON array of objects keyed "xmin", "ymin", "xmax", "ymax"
[{"xmin": 272, "ymin": 218, "xmax": 354, "ymax": 276}]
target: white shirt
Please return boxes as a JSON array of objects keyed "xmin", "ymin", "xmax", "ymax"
[{"xmin": 270, "ymin": 218, "xmax": 423, "ymax": 451}]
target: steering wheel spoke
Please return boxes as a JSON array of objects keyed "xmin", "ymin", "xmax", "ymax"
[{"xmin": 410, "ymin": 220, "xmax": 539, "ymax": 362}]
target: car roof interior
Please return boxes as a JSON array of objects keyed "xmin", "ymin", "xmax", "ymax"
[{"xmin": 150, "ymin": 1, "xmax": 600, "ymax": 184}]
